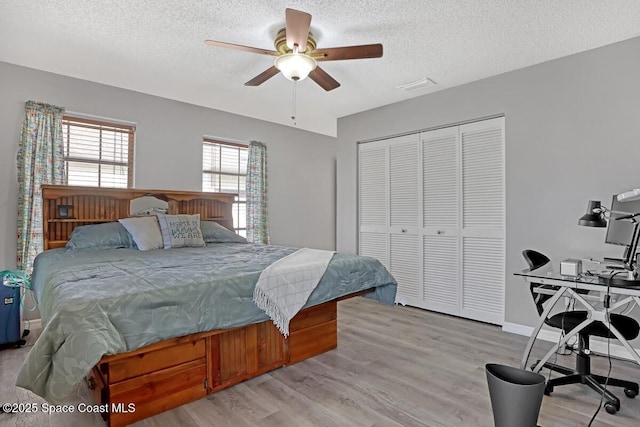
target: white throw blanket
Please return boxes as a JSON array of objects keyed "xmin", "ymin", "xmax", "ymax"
[{"xmin": 253, "ymin": 248, "xmax": 335, "ymax": 337}]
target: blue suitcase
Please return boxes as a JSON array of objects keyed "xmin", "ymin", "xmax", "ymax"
[
  {"xmin": 0, "ymin": 271, "xmax": 28, "ymax": 348},
  {"xmin": 0, "ymin": 283, "xmax": 21, "ymax": 346}
]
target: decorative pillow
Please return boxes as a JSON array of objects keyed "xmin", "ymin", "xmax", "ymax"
[
  {"xmin": 66, "ymin": 222, "xmax": 136, "ymax": 250},
  {"xmin": 201, "ymin": 220, "xmax": 247, "ymax": 244},
  {"xmin": 118, "ymin": 216, "xmax": 164, "ymax": 251},
  {"xmin": 156, "ymin": 214, "xmax": 206, "ymax": 249}
]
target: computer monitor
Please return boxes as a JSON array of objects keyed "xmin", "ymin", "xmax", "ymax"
[{"xmin": 605, "ymin": 194, "xmax": 640, "ymax": 266}]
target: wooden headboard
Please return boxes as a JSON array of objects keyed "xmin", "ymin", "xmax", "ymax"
[{"xmin": 42, "ymin": 185, "xmax": 237, "ymax": 250}]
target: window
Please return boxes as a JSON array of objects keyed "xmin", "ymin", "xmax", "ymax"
[
  {"xmin": 62, "ymin": 116, "xmax": 134, "ymax": 188},
  {"xmin": 203, "ymin": 139, "xmax": 248, "ymax": 236}
]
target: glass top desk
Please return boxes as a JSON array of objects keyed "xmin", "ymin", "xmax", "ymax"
[{"xmin": 515, "ymin": 264, "xmax": 640, "ymax": 372}]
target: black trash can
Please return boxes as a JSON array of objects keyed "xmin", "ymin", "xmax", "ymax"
[{"xmin": 486, "ymin": 363, "xmax": 545, "ymax": 427}]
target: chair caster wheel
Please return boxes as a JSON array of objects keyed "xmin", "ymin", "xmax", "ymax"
[
  {"xmin": 604, "ymin": 402, "xmax": 618, "ymax": 414},
  {"xmin": 624, "ymin": 387, "xmax": 638, "ymax": 398},
  {"xmin": 544, "ymin": 385, "xmax": 553, "ymax": 395}
]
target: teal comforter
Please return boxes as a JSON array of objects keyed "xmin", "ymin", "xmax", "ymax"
[{"xmin": 16, "ymin": 243, "xmax": 396, "ymax": 403}]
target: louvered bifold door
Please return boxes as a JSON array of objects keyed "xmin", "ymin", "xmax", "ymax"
[
  {"xmin": 388, "ymin": 135, "xmax": 420, "ymax": 303},
  {"xmin": 391, "ymin": 234, "xmax": 420, "ymax": 301},
  {"xmin": 358, "ymin": 141, "xmax": 389, "ymax": 269},
  {"xmin": 421, "ymin": 127, "xmax": 460, "ymax": 315},
  {"xmin": 459, "ymin": 117, "xmax": 505, "ymax": 325}
]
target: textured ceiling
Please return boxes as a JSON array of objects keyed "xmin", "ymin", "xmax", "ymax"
[{"xmin": 1, "ymin": 1, "xmax": 639, "ymax": 136}]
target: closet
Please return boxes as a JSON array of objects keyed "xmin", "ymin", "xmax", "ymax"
[{"xmin": 358, "ymin": 117, "xmax": 504, "ymax": 325}]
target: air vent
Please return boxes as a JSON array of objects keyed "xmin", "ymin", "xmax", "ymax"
[{"xmin": 396, "ymin": 77, "xmax": 436, "ymax": 92}]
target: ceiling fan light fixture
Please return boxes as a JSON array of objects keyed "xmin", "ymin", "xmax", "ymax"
[
  {"xmin": 205, "ymin": 8, "xmax": 381, "ymax": 91},
  {"xmin": 274, "ymin": 53, "xmax": 317, "ymax": 82}
]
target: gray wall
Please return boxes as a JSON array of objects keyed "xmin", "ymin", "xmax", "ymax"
[
  {"xmin": 0, "ymin": 61, "xmax": 337, "ymax": 318},
  {"xmin": 337, "ymin": 36, "xmax": 640, "ymax": 330}
]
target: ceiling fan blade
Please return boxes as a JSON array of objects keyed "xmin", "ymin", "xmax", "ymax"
[
  {"xmin": 313, "ymin": 44, "xmax": 383, "ymax": 61},
  {"xmin": 244, "ymin": 66, "xmax": 280, "ymax": 86},
  {"xmin": 285, "ymin": 8, "xmax": 311, "ymax": 52},
  {"xmin": 205, "ymin": 40, "xmax": 278, "ymax": 56},
  {"xmin": 309, "ymin": 66, "xmax": 340, "ymax": 91}
]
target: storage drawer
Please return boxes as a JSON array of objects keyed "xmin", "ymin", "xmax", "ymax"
[
  {"xmin": 106, "ymin": 338, "xmax": 206, "ymax": 383},
  {"xmin": 288, "ymin": 319, "xmax": 337, "ymax": 364},
  {"xmin": 108, "ymin": 359, "xmax": 207, "ymax": 427},
  {"xmin": 289, "ymin": 300, "xmax": 337, "ymax": 332}
]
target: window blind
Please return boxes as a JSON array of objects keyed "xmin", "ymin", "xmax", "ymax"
[
  {"xmin": 62, "ymin": 116, "xmax": 134, "ymax": 188},
  {"xmin": 203, "ymin": 139, "xmax": 248, "ymax": 235}
]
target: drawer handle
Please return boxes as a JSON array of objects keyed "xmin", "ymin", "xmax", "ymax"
[
  {"xmin": 86, "ymin": 377, "xmax": 96, "ymax": 390},
  {"xmin": 401, "ymin": 229, "xmax": 407, "ymax": 233},
  {"xmin": 437, "ymin": 230, "xmax": 444, "ymax": 235}
]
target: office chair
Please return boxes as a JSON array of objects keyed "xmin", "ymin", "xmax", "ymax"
[{"xmin": 523, "ymin": 249, "xmax": 640, "ymax": 414}]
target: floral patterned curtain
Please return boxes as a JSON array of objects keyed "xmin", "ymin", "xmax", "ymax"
[
  {"xmin": 246, "ymin": 141, "xmax": 269, "ymax": 244},
  {"xmin": 17, "ymin": 101, "xmax": 65, "ymax": 272}
]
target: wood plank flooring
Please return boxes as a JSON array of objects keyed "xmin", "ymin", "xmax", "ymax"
[{"xmin": 1, "ymin": 298, "xmax": 639, "ymax": 426}]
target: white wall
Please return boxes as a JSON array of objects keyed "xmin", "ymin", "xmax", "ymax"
[
  {"xmin": 0, "ymin": 62, "xmax": 337, "ymax": 313},
  {"xmin": 337, "ymin": 36, "xmax": 640, "ymax": 331}
]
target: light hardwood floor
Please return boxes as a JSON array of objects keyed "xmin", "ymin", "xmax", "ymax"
[{"xmin": 1, "ymin": 298, "xmax": 639, "ymax": 426}]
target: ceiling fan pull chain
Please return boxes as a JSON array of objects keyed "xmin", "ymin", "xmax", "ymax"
[{"xmin": 291, "ymin": 81, "xmax": 297, "ymax": 126}]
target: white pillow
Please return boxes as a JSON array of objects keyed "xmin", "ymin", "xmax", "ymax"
[
  {"xmin": 118, "ymin": 216, "xmax": 164, "ymax": 251},
  {"xmin": 156, "ymin": 213, "xmax": 205, "ymax": 249}
]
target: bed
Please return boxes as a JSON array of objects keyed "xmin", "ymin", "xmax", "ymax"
[{"xmin": 16, "ymin": 185, "xmax": 396, "ymax": 426}]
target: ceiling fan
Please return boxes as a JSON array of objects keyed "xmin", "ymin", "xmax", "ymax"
[{"xmin": 205, "ymin": 8, "xmax": 383, "ymax": 91}]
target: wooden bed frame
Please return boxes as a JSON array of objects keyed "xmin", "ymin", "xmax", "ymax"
[{"xmin": 41, "ymin": 185, "xmax": 361, "ymax": 426}]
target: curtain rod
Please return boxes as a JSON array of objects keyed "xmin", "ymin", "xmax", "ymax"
[
  {"xmin": 203, "ymin": 135, "xmax": 250, "ymax": 147},
  {"xmin": 357, "ymin": 113, "xmax": 505, "ymax": 144},
  {"xmin": 23, "ymin": 102, "xmax": 136, "ymax": 127},
  {"xmin": 63, "ymin": 110, "xmax": 137, "ymax": 127}
]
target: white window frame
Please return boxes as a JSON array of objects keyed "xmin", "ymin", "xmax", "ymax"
[
  {"xmin": 202, "ymin": 138, "xmax": 248, "ymax": 235},
  {"xmin": 61, "ymin": 115, "xmax": 135, "ymax": 188}
]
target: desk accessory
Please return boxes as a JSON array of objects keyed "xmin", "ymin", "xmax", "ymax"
[
  {"xmin": 560, "ymin": 259, "xmax": 582, "ymax": 276},
  {"xmin": 578, "ymin": 200, "xmax": 607, "ymax": 227}
]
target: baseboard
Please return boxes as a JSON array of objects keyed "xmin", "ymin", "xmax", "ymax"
[
  {"xmin": 502, "ymin": 322, "xmax": 533, "ymax": 336},
  {"xmin": 23, "ymin": 318, "xmax": 41, "ymax": 331},
  {"xmin": 502, "ymin": 322, "xmax": 639, "ymax": 362}
]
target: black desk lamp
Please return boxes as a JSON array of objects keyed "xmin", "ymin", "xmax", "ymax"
[{"xmin": 578, "ymin": 200, "xmax": 607, "ymax": 227}]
